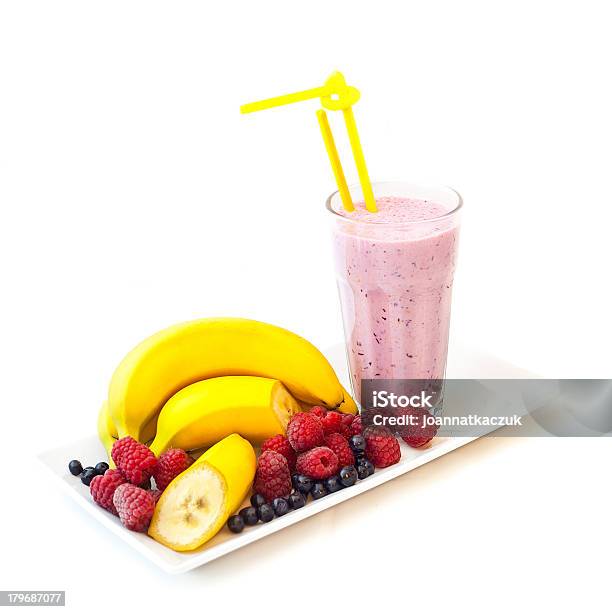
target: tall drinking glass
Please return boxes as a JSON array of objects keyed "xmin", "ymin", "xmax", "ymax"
[{"xmin": 326, "ymin": 181, "xmax": 462, "ymax": 406}]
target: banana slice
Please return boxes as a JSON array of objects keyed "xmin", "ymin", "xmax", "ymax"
[
  {"xmin": 150, "ymin": 463, "xmax": 225, "ymax": 549},
  {"xmin": 149, "ymin": 434, "xmax": 256, "ymax": 551}
]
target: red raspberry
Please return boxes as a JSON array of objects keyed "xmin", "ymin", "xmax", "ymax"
[
  {"xmin": 295, "ymin": 447, "xmax": 339, "ymax": 480},
  {"xmin": 364, "ymin": 426, "xmax": 401, "ymax": 468},
  {"xmin": 261, "ymin": 435, "xmax": 296, "ymax": 471},
  {"xmin": 113, "ymin": 483, "xmax": 155, "ymax": 531},
  {"xmin": 338, "ymin": 424, "xmax": 351, "ymax": 439},
  {"xmin": 321, "ymin": 411, "xmax": 343, "ymax": 436},
  {"xmin": 90, "ymin": 469, "xmax": 126, "ymax": 515},
  {"xmin": 111, "ymin": 436, "xmax": 157, "ymax": 486},
  {"xmin": 341, "ymin": 413, "xmax": 355, "ymax": 427},
  {"xmin": 254, "ymin": 450, "xmax": 292, "ymax": 502},
  {"xmin": 350, "ymin": 415, "xmax": 362, "ymax": 436},
  {"xmin": 149, "ymin": 489, "xmax": 162, "ymax": 504},
  {"xmin": 152, "ymin": 448, "xmax": 193, "ymax": 491},
  {"xmin": 287, "ymin": 413, "xmax": 324, "ymax": 452},
  {"xmin": 308, "ymin": 405, "xmax": 327, "ymax": 420},
  {"xmin": 319, "ymin": 411, "xmax": 351, "ymax": 439},
  {"xmin": 321, "ymin": 410, "xmax": 354, "ymax": 440},
  {"xmin": 324, "ymin": 433, "xmax": 354, "ymax": 468},
  {"xmin": 400, "ymin": 407, "xmax": 438, "ymax": 448}
]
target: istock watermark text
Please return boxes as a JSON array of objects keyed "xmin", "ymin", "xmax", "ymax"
[
  {"xmin": 372, "ymin": 413, "xmax": 523, "ymax": 428},
  {"xmin": 372, "ymin": 390, "xmax": 434, "ymax": 409}
]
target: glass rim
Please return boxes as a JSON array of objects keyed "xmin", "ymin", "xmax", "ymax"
[{"xmin": 325, "ymin": 180, "xmax": 463, "ymax": 226}]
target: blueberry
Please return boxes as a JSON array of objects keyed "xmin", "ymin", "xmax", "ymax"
[
  {"xmin": 324, "ymin": 475, "xmax": 342, "ymax": 493},
  {"xmin": 227, "ymin": 515, "xmax": 244, "ymax": 533},
  {"xmin": 311, "ymin": 482, "xmax": 328, "ymax": 500},
  {"xmin": 272, "ymin": 497, "xmax": 290, "ymax": 517},
  {"xmin": 356, "ymin": 463, "xmax": 370, "ymax": 480},
  {"xmin": 239, "ymin": 506, "xmax": 259, "ymax": 526},
  {"xmin": 68, "ymin": 460, "xmax": 83, "ymax": 476},
  {"xmin": 94, "ymin": 462, "xmax": 109, "ymax": 475},
  {"xmin": 250, "ymin": 493, "xmax": 266, "ymax": 507},
  {"xmin": 292, "ymin": 473, "xmax": 313, "ymax": 494},
  {"xmin": 287, "ymin": 492, "xmax": 306, "ymax": 509},
  {"xmin": 257, "ymin": 503, "xmax": 275, "ymax": 523},
  {"xmin": 80, "ymin": 467, "xmax": 97, "ymax": 486},
  {"xmin": 357, "ymin": 457, "xmax": 375, "ymax": 476},
  {"xmin": 339, "ymin": 465, "xmax": 358, "ymax": 487},
  {"xmin": 349, "ymin": 435, "xmax": 366, "ymax": 453}
]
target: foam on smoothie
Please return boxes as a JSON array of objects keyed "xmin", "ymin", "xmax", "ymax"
[{"xmin": 337, "ymin": 196, "xmax": 450, "ymax": 223}]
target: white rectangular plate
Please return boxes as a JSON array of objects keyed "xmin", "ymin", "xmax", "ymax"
[
  {"xmin": 39, "ymin": 341, "xmax": 525, "ymax": 574},
  {"xmin": 39, "ymin": 434, "xmax": 476, "ymax": 574}
]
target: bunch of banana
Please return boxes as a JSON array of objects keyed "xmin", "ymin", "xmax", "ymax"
[
  {"xmin": 97, "ymin": 317, "xmax": 358, "ymax": 552},
  {"xmin": 104, "ymin": 317, "xmax": 357, "ymax": 446}
]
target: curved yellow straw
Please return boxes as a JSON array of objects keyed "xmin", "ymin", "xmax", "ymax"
[
  {"xmin": 316, "ymin": 110, "xmax": 353, "ymax": 212},
  {"xmin": 342, "ymin": 107, "xmax": 376, "ymax": 212},
  {"xmin": 240, "ymin": 86, "xmax": 328, "ymax": 115},
  {"xmin": 240, "ymin": 71, "xmax": 377, "ymax": 213}
]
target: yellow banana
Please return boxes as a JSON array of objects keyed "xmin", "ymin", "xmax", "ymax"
[
  {"xmin": 149, "ymin": 376, "xmax": 300, "ymax": 456},
  {"xmin": 295, "ymin": 385, "xmax": 358, "ymax": 415},
  {"xmin": 97, "ymin": 402, "xmax": 116, "ymax": 466},
  {"xmin": 148, "ymin": 433, "xmax": 256, "ymax": 551},
  {"xmin": 340, "ymin": 387, "xmax": 358, "ymax": 414},
  {"xmin": 108, "ymin": 318, "xmax": 353, "ymax": 439},
  {"xmin": 97, "ymin": 402, "xmax": 158, "ymax": 464}
]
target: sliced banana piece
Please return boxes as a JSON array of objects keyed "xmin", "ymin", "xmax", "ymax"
[
  {"xmin": 149, "ymin": 433, "xmax": 256, "ymax": 552},
  {"xmin": 150, "ymin": 463, "xmax": 225, "ymax": 550}
]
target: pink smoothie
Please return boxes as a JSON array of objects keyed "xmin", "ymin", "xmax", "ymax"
[{"xmin": 330, "ymin": 195, "xmax": 460, "ymax": 404}]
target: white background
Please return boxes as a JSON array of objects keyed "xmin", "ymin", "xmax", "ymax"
[{"xmin": 1, "ymin": 0, "xmax": 611, "ymax": 609}]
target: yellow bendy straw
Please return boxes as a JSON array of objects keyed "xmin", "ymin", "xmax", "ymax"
[
  {"xmin": 240, "ymin": 71, "xmax": 377, "ymax": 213},
  {"xmin": 316, "ymin": 110, "xmax": 354, "ymax": 212},
  {"xmin": 341, "ymin": 106, "xmax": 376, "ymax": 212}
]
